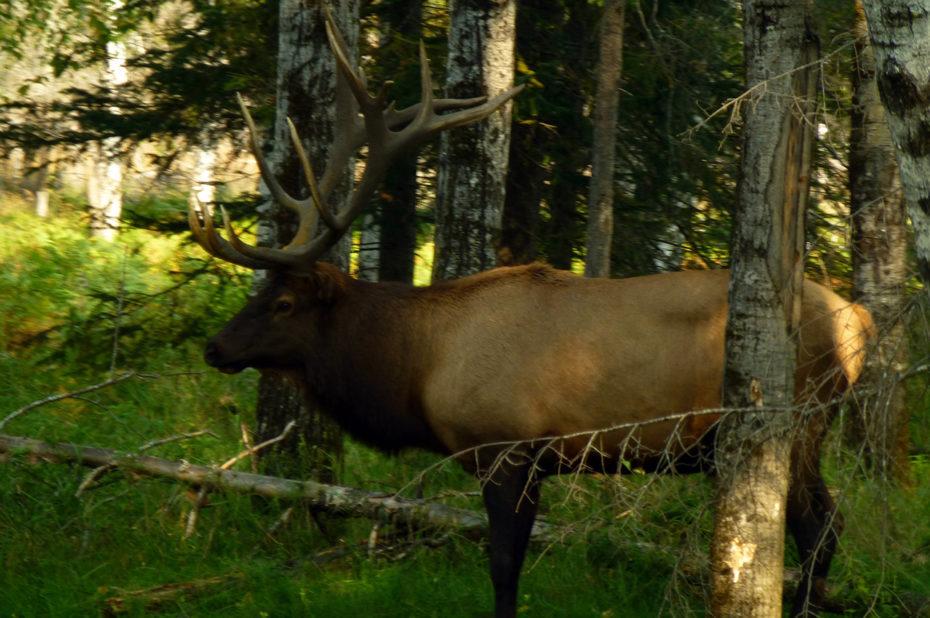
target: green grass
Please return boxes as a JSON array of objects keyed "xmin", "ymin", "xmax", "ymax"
[{"xmin": 2, "ymin": 196, "xmax": 930, "ymax": 616}]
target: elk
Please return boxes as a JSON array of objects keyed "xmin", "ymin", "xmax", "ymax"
[{"xmin": 189, "ymin": 15, "xmax": 874, "ymax": 618}]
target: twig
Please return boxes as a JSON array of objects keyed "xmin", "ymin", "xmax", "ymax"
[
  {"xmin": 240, "ymin": 423, "xmax": 258, "ymax": 473},
  {"xmin": 184, "ymin": 485, "xmax": 211, "ymax": 539},
  {"xmin": 0, "ymin": 371, "xmax": 140, "ymax": 431},
  {"xmin": 139, "ymin": 430, "xmax": 219, "ymax": 453},
  {"xmin": 110, "ymin": 246, "xmax": 129, "ymax": 379},
  {"xmin": 220, "ymin": 420, "xmax": 296, "ymax": 470}
]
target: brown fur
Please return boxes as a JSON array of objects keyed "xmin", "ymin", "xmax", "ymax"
[{"xmin": 204, "ymin": 263, "xmax": 873, "ymax": 617}]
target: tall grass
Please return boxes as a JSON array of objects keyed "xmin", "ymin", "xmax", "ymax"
[{"xmin": 1, "ymin": 195, "xmax": 929, "ymax": 616}]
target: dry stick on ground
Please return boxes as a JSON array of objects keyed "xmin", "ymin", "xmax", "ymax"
[{"xmin": 0, "ymin": 432, "xmax": 536, "ymax": 542}]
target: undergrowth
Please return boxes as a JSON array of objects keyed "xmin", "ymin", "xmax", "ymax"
[{"xmin": 1, "ymin": 196, "xmax": 929, "ymax": 616}]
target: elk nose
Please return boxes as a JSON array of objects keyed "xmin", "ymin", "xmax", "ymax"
[{"xmin": 203, "ymin": 341, "xmax": 220, "ymax": 367}]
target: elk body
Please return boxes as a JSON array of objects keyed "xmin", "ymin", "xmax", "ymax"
[{"xmin": 191, "ymin": 15, "xmax": 873, "ymax": 618}]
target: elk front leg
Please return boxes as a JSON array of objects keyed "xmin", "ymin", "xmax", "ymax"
[{"xmin": 481, "ymin": 462, "xmax": 540, "ymax": 618}]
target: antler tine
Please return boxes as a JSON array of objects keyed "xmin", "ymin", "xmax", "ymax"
[
  {"xmin": 228, "ymin": 95, "xmax": 337, "ymax": 267},
  {"xmin": 236, "ymin": 94, "xmax": 311, "ymax": 220},
  {"xmin": 189, "ymin": 11, "xmax": 523, "ymax": 272},
  {"xmin": 284, "ymin": 117, "xmax": 340, "ymax": 242},
  {"xmin": 188, "ymin": 198, "xmax": 279, "ymax": 269},
  {"xmin": 325, "ymin": 27, "xmax": 524, "ymax": 232},
  {"xmin": 325, "ymin": 41, "xmax": 434, "ymax": 231}
]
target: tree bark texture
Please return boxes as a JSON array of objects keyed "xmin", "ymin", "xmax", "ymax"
[
  {"xmin": 584, "ymin": 0, "xmax": 625, "ymax": 278},
  {"xmin": 432, "ymin": 0, "xmax": 517, "ymax": 280},
  {"xmin": 849, "ymin": 0, "xmax": 911, "ymax": 484},
  {"xmin": 251, "ymin": 0, "xmax": 359, "ymax": 482},
  {"xmin": 710, "ymin": 0, "xmax": 817, "ymax": 615},
  {"xmin": 860, "ymin": 0, "xmax": 930, "ymax": 284}
]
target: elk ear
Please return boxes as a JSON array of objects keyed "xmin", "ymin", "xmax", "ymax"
[{"xmin": 306, "ymin": 263, "xmax": 348, "ymax": 303}]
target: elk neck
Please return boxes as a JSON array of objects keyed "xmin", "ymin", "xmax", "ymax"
[{"xmin": 296, "ymin": 272, "xmax": 447, "ymax": 454}]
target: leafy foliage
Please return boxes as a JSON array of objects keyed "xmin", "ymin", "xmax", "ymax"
[{"xmin": 1, "ymin": 0, "xmax": 275, "ymax": 155}]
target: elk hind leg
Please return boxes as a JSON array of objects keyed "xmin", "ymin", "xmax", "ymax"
[
  {"xmin": 786, "ymin": 447, "xmax": 843, "ymax": 618},
  {"xmin": 481, "ymin": 462, "xmax": 540, "ymax": 618}
]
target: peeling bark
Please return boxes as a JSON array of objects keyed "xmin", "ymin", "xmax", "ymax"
[{"xmin": 710, "ymin": 0, "xmax": 817, "ymax": 615}]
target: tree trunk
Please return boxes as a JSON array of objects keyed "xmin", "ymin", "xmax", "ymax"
[
  {"xmin": 375, "ymin": 1, "xmax": 422, "ymax": 285},
  {"xmin": 860, "ymin": 0, "xmax": 930, "ymax": 284},
  {"xmin": 88, "ymin": 2, "xmax": 127, "ymax": 241},
  {"xmin": 356, "ymin": 212, "xmax": 380, "ymax": 282},
  {"xmin": 849, "ymin": 0, "xmax": 911, "ymax": 484},
  {"xmin": 432, "ymin": 0, "xmax": 517, "ymax": 280},
  {"xmin": 583, "ymin": 0, "xmax": 625, "ymax": 278},
  {"xmin": 251, "ymin": 0, "xmax": 359, "ymax": 483},
  {"xmin": 710, "ymin": 0, "xmax": 817, "ymax": 615}
]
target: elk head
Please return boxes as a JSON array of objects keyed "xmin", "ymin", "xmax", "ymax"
[{"xmin": 190, "ymin": 12, "xmax": 521, "ymax": 375}]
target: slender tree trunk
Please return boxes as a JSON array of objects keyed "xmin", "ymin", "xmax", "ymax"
[
  {"xmin": 584, "ymin": 0, "xmax": 624, "ymax": 278},
  {"xmin": 251, "ymin": 0, "xmax": 359, "ymax": 482},
  {"xmin": 375, "ymin": 1, "xmax": 422, "ymax": 285},
  {"xmin": 190, "ymin": 138, "xmax": 217, "ymax": 208},
  {"xmin": 849, "ymin": 0, "xmax": 911, "ymax": 484},
  {"xmin": 710, "ymin": 0, "xmax": 817, "ymax": 615},
  {"xmin": 432, "ymin": 0, "xmax": 517, "ymax": 280},
  {"xmin": 88, "ymin": 0, "xmax": 127, "ymax": 241},
  {"xmin": 860, "ymin": 0, "xmax": 930, "ymax": 284},
  {"xmin": 356, "ymin": 212, "xmax": 380, "ymax": 282}
]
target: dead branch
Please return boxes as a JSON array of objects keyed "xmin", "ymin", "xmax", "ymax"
[
  {"xmin": 0, "ymin": 371, "xmax": 140, "ymax": 431},
  {"xmin": 0, "ymin": 432, "xmax": 554, "ymax": 542},
  {"xmin": 103, "ymin": 574, "xmax": 244, "ymax": 616}
]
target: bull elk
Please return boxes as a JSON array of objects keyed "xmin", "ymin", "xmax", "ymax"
[{"xmin": 189, "ymin": 14, "xmax": 873, "ymax": 618}]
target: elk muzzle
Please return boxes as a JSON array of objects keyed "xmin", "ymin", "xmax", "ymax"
[{"xmin": 203, "ymin": 338, "xmax": 246, "ymax": 374}]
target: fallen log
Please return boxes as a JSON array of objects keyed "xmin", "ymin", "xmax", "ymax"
[{"xmin": 0, "ymin": 433, "xmax": 556, "ymax": 542}]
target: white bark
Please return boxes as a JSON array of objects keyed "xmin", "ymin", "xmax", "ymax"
[
  {"xmin": 860, "ymin": 0, "xmax": 930, "ymax": 283},
  {"xmin": 850, "ymin": 1, "xmax": 911, "ymax": 483},
  {"xmin": 191, "ymin": 142, "xmax": 217, "ymax": 208},
  {"xmin": 356, "ymin": 212, "xmax": 380, "ymax": 281},
  {"xmin": 710, "ymin": 0, "xmax": 816, "ymax": 614},
  {"xmin": 432, "ymin": 0, "xmax": 517, "ymax": 280},
  {"xmin": 88, "ymin": 0, "xmax": 128, "ymax": 241}
]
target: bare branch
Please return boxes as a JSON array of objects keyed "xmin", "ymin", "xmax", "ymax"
[
  {"xmin": 220, "ymin": 420, "xmax": 296, "ymax": 470},
  {"xmin": 0, "ymin": 371, "xmax": 140, "ymax": 431}
]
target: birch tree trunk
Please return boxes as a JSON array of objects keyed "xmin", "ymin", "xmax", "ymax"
[
  {"xmin": 709, "ymin": 0, "xmax": 817, "ymax": 615},
  {"xmin": 860, "ymin": 0, "xmax": 930, "ymax": 284},
  {"xmin": 251, "ymin": 0, "xmax": 359, "ymax": 483},
  {"xmin": 88, "ymin": 0, "xmax": 128, "ymax": 241},
  {"xmin": 432, "ymin": 0, "xmax": 517, "ymax": 280},
  {"xmin": 583, "ymin": 0, "xmax": 624, "ymax": 278},
  {"xmin": 849, "ymin": 0, "xmax": 911, "ymax": 484}
]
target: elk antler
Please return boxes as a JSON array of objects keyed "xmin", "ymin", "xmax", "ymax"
[{"xmin": 189, "ymin": 11, "xmax": 523, "ymax": 271}]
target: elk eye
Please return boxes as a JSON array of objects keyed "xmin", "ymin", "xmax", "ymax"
[{"xmin": 274, "ymin": 299, "xmax": 294, "ymax": 314}]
